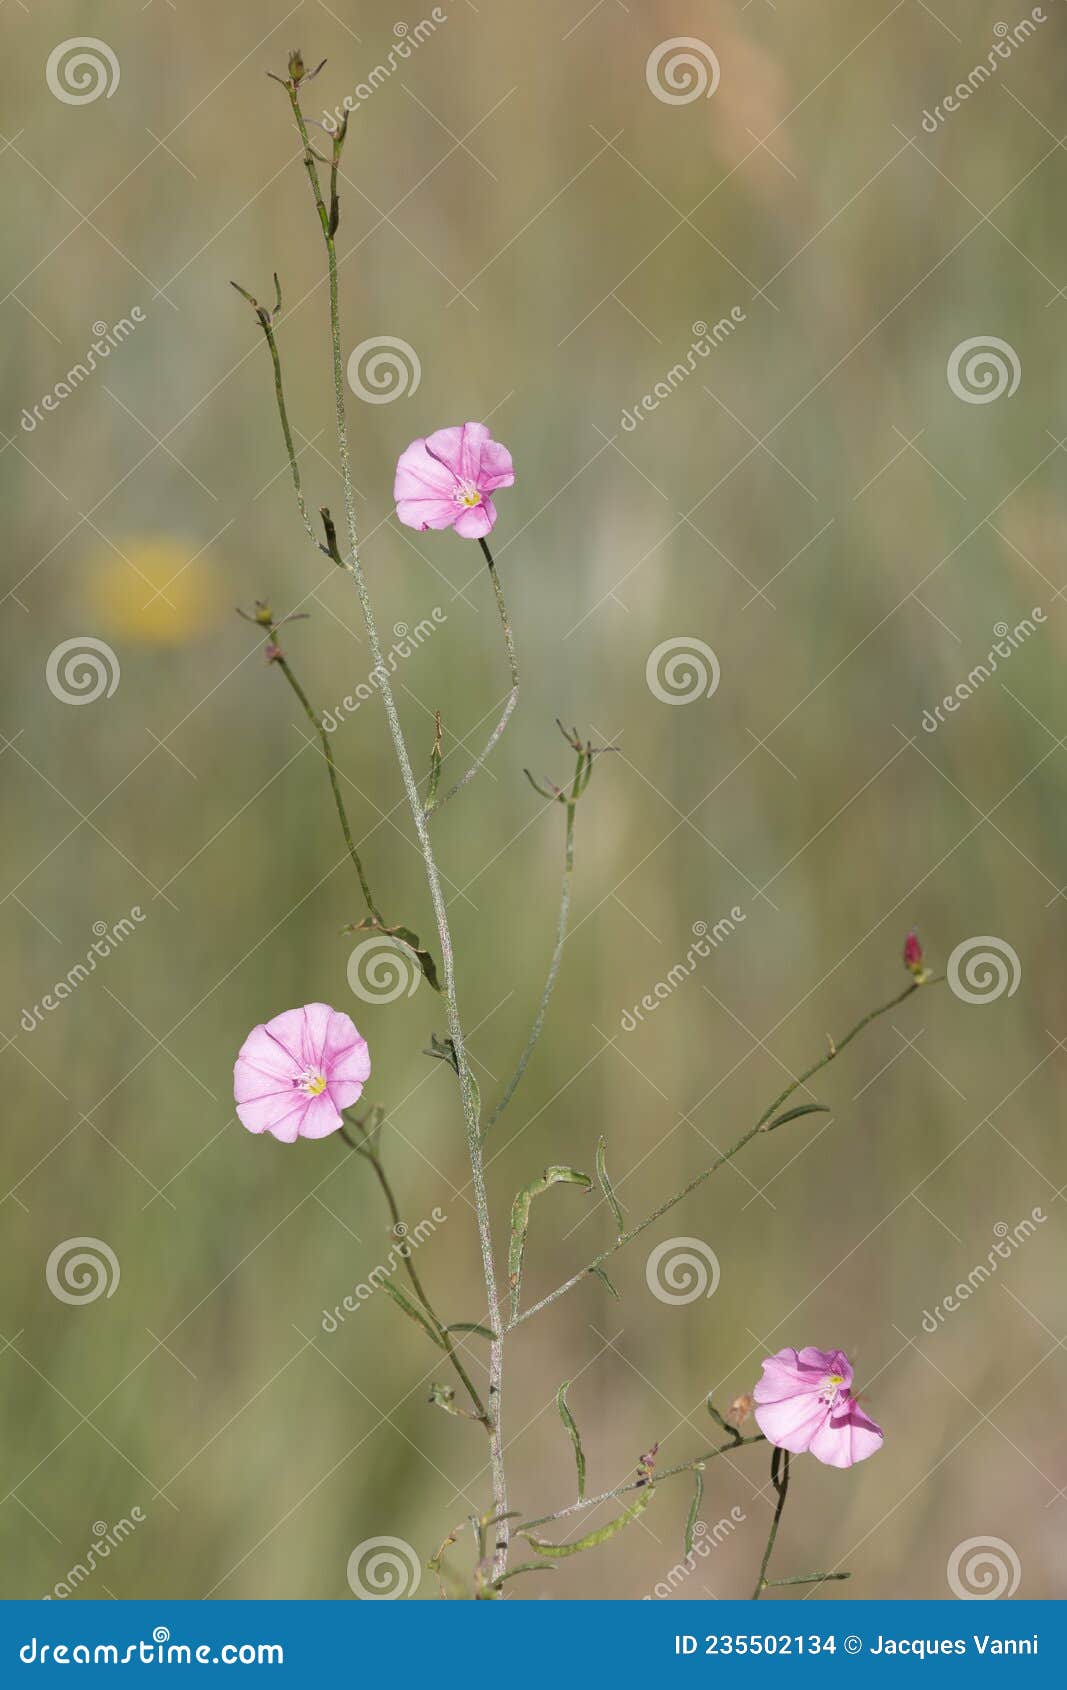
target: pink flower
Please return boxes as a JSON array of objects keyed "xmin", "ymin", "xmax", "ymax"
[
  {"xmin": 753, "ymin": 1347, "xmax": 884, "ymax": 1469},
  {"xmin": 394, "ymin": 422, "xmax": 514, "ymax": 539},
  {"xmin": 233, "ymin": 1003, "xmax": 370, "ymax": 1142},
  {"xmin": 903, "ymin": 930, "xmax": 926, "ymax": 979}
]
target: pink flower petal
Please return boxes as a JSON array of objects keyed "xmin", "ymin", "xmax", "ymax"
[
  {"xmin": 394, "ymin": 439, "xmax": 455, "ymax": 502},
  {"xmin": 754, "ymin": 1392, "xmax": 831, "ymax": 1454},
  {"xmin": 425, "ymin": 422, "xmax": 485, "ymax": 482},
  {"xmin": 297, "ymin": 1091, "xmax": 345, "ymax": 1140},
  {"xmin": 236, "ymin": 1089, "xmax": 312, "ymax": 1141},
  {"xmin": 478, "ymin": 439, "xmax": 515, "ymax": 492},
  {"xmin": 396, "ymin": 495, "xmax": 460, "ymax": 532},
  {"xmin": 808, "ymin": 1401, "xmax": 884, "ymax": 1468},
  {"xmin": 454, "ymin": 499, "xmax": 496, "ymax": 539}
]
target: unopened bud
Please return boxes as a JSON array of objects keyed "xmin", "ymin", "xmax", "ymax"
[
  {"xmin": 726, "ymin": 1392, "xmax": 755, "ymax": 1429},
  {"xmin": 903, "ymin": 930, "xmax": 928, "ymax": 981}
]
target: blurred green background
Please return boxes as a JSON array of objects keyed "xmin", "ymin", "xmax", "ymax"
[{"xmin": 3, "ymin": 0, "xmax": 1066, "ymax": 1601}]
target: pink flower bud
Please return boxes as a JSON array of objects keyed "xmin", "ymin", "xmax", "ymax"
[{"xmin": 903, "ymin": 930, "xmax": 925, "ymax": 977}]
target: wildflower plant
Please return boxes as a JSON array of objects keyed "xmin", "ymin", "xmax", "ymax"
[{"xmin": 230, "ymin": 50, "xmax": 949, "ymax": 1600}]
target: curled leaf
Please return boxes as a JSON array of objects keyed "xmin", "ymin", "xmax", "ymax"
[
  {"xmin": 684, "ymin": 1468, "xmax": 704, "ymax": 1558},
  {"xmin": 508, "ymin": 1166, "xmax": 593, "ymax": 1322},
  {"xmin": 520, "ymin": 1488, "xmax": 655, "ymax": 1558},
  {"xmin": 595, "ymin": 1134, "xmax": 626, "ymax": 1234},
  {"xmin": 556, "ymin": 1380, "xmax": 586, "ymax": 1501},
  {"xmin": 343, "ymin": 917, "xmax": 441, "ymax": 993}
]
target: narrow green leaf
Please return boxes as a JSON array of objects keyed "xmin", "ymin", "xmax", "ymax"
[
  {"xmin": 508, "ymin": 1166, "xmax": 593, "ymax": 1322},
  {"xmin": 684, "ymin": 1468, "xmax": 703, "ymax": 1558},
  {"xmin": 445, "ymin": 1322, "xmax": 497, "ymax": 1341},
  {"xmin": 381, "ymin": 1279, "xmax": 445, "ymax": 1348},
  {"xmin": 762, "ymin": 1102, "xmax": 830, "ymax": 1134},
  {"xmin": 590, "ymin": 1263, "xmax": 620, "ymax": 1300},
  {"xmin": 520, "ymin": 1487, "xmax": 655, "ymax": 1558},
  {"xmin": 556, "ymin": 1380, "xmax": 586, "ymax": 1501},
  {"xmin": 595, "ymin": 1134, "xmax": 626, "ymax": 1234}
]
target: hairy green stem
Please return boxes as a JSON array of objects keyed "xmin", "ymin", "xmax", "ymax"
[
  {"xmin": 426, "ymin": 537, "xmax": 519, "ymax": 818},
  {"xmin": 518, "ymin": 1434, "xmax": 766, "ymax": 1532},
  {"xmin": 282, "ymin": 73, "xmax": 510, "ymax": 1575},
  {"xmin": 508, "ymin": 977, "xmax": 933, "ymax": 1330},
  {"xmin": 752, "ymin": 1447, "xmax": 789, "ymax": 1599}
]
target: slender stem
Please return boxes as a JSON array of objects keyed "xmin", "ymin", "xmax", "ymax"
[
  {"xmin": 519, "ymin": 1434, "xmax": 766, "ymax": 1532},
  {"xmin": 426, "ymin": 537, "xmax": 519, "ymax": 817},
  {"xmin": 339, "ymin": 1124, "xmax": 488, "ymax": 1423},
  {"xmin": 231, "ymin": 280, "xmax": 320, "ymax": 553},
  {"xmin": 752, "ymin": 1447, "xmax": 789, "ymax": 1600},
  {"xmin": 270, "ymin": 640, "xmax": 380, "ymax": 922},
  {"xmin": 482, "ymin": 798, "xmax": 574, "ymax": 1140},
  {"xmin": 283, "ymin": 76, "xmax": 510, "ymax": 1576},
  {"xmin": 755, "ymin": 977, "xmax": 927, "ymax": 1128},
  {"xmin": 509, "ymin": 977, "xmax": 935, "ymax": 1330}
]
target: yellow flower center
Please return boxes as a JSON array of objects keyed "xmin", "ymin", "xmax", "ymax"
[
  {"xmin": 457, "ymin": 485, "xmax": 482, "ymax": 508},
  {"xmin": 302, "ymin": 1072, "xmax": 328, "ymax": 1096}
]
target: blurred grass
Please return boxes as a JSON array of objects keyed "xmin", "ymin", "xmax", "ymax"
[{"xmin": 2, "ymin": 0, "xmax": 1067, "ymax": 1599}]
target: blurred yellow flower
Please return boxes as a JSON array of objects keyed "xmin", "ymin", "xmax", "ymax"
[{"xmin": 83, "ymin": 536, "xmax": 220, "ymax": 645}]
